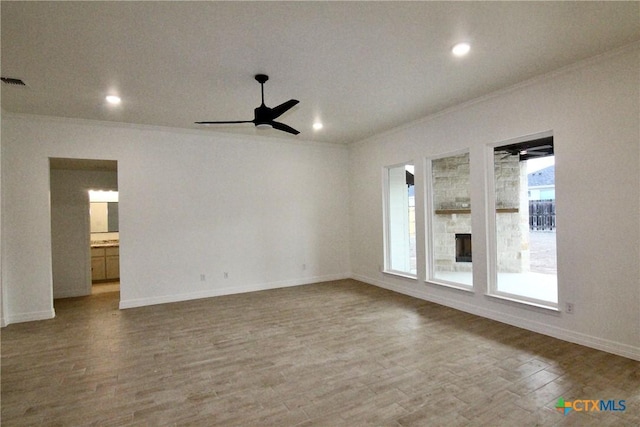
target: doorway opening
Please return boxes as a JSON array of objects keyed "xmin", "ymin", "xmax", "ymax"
[
  {"xmin": 49, "ymin": 158, "xmax": 120, "ymax": 302},
  {"xmin": 89, "ymin": 189, "xmax": 120, "ymax": 295}
]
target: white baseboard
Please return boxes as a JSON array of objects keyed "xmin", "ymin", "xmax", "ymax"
[
  {"xmin": 119, "ymin": 273, "xmax": 350, "ymax": 310},
  {"xmin": 4, "ymin": 309, "xmax": 56, "ymax": 326},
  {"xmin": 351, "ymin": 273, "xmax": 640, "ymax": 362}
]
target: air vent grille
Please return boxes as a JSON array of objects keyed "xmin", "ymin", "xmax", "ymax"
[{"xmin": 1, "ymin": 77, "xmax": 27, "ymax": 86}]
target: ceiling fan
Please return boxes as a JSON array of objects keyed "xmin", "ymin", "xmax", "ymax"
[
  {"xmin": 196, "ymin": 74, "xmax": 300, "ymax": 135},
  {"xmin": 521, "ymin": 145, "xmax": 553, "ymax": 156},
  {"xmin": 499, "ymin": 144, "xmax": 554, "ymax": 161}
]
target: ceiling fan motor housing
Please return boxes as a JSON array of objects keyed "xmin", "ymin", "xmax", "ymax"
[{"xmin": 254, "ymin": 105, "xmax": 272, "ymax": 126}]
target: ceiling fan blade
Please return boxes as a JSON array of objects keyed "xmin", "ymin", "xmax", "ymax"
[
  {"xmin": 195, "ymin": 120, "xmax": 253, "ymax": 125},
  {"xmin": 270, "ymin": 99, "xmax": 299, "ymax": 120},
  {"xmin": 271, "ymin": 121, "xmax": 300, "ymax": 135}
]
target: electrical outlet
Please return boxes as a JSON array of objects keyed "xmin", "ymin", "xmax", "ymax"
[
  {"xmin": 223, "ymin": 272, "xmax": 229, "ymax": 279},
  {"xmin": 565, "ymin": 302, "xmax": 574, "ymax": 314},
  {"xmin": 200, "ymin": 274, "xmax": 206, "ymax": 281},
  {"xmin": 302, "ymin": 263, "xmax": 307, "ymax": 270}
]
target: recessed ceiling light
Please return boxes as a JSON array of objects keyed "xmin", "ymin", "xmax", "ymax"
[
  {"xmin": 105, "ymin": 95, "xmax": 121, "ymax": 105},
  {"xmin": 452, "ymin": 42, "xmax": 471, "ymax": 57},
  {"xmin": 313, "ymin": 122, "xmax": 323, "ymax": 131}
]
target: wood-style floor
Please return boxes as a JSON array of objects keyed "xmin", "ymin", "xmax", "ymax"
[{"xmin": 2, "ymin": 279, "xmax": 638, "ymax": 426}]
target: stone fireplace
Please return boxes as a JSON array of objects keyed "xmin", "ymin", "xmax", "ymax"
[
  {"xmin": 493, "ymin": 151, "xmax": 529, "ymax": 273},
  {"xmin": 431, "ymin": 153, "xmax": 473, "ymax": 274},
  {"xmin": 431, "ymin": 151, "xmax": 527, "ymax": 276}
]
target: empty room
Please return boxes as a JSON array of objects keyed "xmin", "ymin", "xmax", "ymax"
[{"xmin": 1, "ymin": 2, "xmax": 639, "ymax": 426}]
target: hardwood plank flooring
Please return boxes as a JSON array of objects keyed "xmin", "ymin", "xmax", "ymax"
[{"xmin": 2, "ymin": 279, "xmax": 639, "ymax": 426}]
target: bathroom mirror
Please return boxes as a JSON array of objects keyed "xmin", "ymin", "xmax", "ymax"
[{"xmin": 90, "ymin": 202, "xmax": 119, "ymax": 233}]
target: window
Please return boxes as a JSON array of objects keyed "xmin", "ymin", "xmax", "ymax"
[
  {"xmin": 426, "ymin": 151, "xmax": 473, "ymax": 288},
  {"xmin": 384, "ymin": 163, "xmax": 416, "ymax": 276},
  {"xmin": 489, "ymin": 135, "xmax": 557, "ymax": 307}
]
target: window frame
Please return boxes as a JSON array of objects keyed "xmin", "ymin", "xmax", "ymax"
[
  {"xmin": 424, "ymin": 149, "xmax": 474, "ymax": 291},
  {"xmin": 486, "ymin": 131, "xmax": 558, "ymax": 310},
  {"xmin": 382, "ymin": 161, "xmax": 417, "ymax": 279}
]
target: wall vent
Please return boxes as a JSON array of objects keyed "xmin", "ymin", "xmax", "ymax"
[{"xmin": 1, "ymin": 77, "xmax": 27, "ymax": 86}]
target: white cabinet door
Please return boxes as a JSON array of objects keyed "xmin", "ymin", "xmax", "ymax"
[
  {"xmin": 106, "ymin": 256, "xmax": 119, "ymax": 279},
  {"xmin": 91, "ymin": 256, "xmax": 106, "ymax": 281}
]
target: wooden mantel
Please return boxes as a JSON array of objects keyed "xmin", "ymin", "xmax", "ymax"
[{"xmin": 435, "ymin": 208, "xmax": 518, "ymax": 215}]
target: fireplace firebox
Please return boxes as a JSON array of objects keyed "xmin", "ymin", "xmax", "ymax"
[{"xmin": 455, "ymin": 233, "xmax": 472, "ymax": 262}]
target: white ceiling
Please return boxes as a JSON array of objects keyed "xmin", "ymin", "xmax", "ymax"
[{"xmin": 2, "ymin": 1, "xmax": 639, "ymax": 144}]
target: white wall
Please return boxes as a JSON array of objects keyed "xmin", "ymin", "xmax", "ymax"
[
  {"xmin": 2, "ymin": 44, "xmax": 638, "ymax": 361},
  {"xmin": 50, "ymin": 169, "xmax": 118, "ymax": 298},
  {"xmin": 349, "ymin": 44, "xmax": 640, "ymax": 360},
  {"xmin": 1, "ymin": 117, "xmax": 350, "ymax": 322}
]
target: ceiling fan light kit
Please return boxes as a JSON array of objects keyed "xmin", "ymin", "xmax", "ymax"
[{"xmin": 196, "ymin": 74, "xmax": 300, "ymax": 135}]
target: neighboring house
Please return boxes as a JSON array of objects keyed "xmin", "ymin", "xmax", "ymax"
[{"xmin": 528, "ymin": 165, "xmax": 555, "ymax": 201}]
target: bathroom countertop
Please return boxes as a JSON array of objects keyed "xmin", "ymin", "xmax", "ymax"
[{"xmin": 91, "ymin": 241, "xmax": 120, "ymax": 248}]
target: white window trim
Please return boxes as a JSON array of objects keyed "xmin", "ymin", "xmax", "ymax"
[
  {"xmin": 486, "ymin": 292, "xmax": 560, "ymax": 312},
  {"xmin": 382, "ymin": 161, "xmax": 417, "ymax": 278},
  {"xmin": 384, "ymin": 270, "xmax": 418, "ymax": 281},
  {"xmin": 486, "ymin": 130, "xmax": 558, "ymax": 310},
  {"xmin": 426, "ymin": 279, "xmax": 475, "ymax": 293},
  {"xmin": 424, "ymin": 149, "xmax": 473, "ymax": 290}
]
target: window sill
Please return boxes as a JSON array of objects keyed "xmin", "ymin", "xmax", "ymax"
[
  {"xmin": 425, "ymin": 279, "xmax": 474, "ymax": 293},
  {"xmin": 383, "ymin": 270, "xmax": 418, "ymax": 281},
  {"xmin": 486, "ymin": 292, "xmax": 559, "ymax": 312}
]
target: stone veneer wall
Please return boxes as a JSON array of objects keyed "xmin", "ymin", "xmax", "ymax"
[
  {"xmin": 494, "ymin": 151, "xmax": 528, "ymax": 273},
  {"xmin": 432, "ymin": 153, "xmax": 472, "ymax": 273},
  {"xmin": 431, "ymin": 151, "xmax": 527, "ymax": 274}
]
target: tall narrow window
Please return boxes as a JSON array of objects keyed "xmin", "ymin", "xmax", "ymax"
[
  {"xmin": 384, "ymin": 163, "xmax": 416, "ymax": 276},
  {"xmin": 427, "ymin": 151, "xmax": 472, "ymax": 288},
  {"xmin": 490, "ymin": 136, "xmax": 557, "ymax": 307}
]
